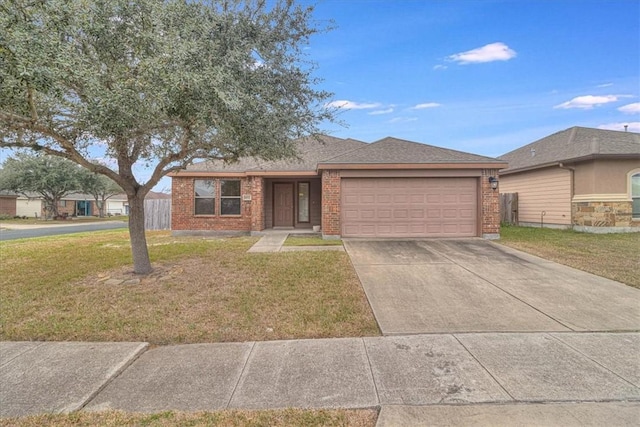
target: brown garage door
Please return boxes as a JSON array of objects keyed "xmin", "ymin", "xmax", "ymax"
[{"xmin": 341, "ymin": 177, "xmax": 477, "ymax": 238}]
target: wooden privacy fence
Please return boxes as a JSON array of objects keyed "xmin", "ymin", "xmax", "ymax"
[
  {"xmin": 144, "ymin": 199, "xmax": 171, "ymax": 230},
  {"xmin": 500, "ymin": 193, "xmax": 519, "ymax": 225}
]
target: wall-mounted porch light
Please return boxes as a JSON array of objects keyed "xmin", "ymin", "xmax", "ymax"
[{"xmin": 488, "ymin": 176, "xmax": 499, "ymax": 191}]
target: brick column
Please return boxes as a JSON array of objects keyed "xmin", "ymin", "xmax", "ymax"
[
  {"xmin": 250, "ymin": 176, "xmax": 264, "ymax": 232},
  {"xmin": 321, "ymin": 170, "xmax": 341, "ymax": 238},
  {"xmin": 481, "ymin": 169, "xmax": 501, "ymax": 239}
]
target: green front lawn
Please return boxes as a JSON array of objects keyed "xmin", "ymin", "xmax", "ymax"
[
  {"xmin": 0, "ymin": 231, "xmax": 379, "ymax": 344},
  {"xmin": 498, "ymin": 226, "xmax": 640, "ymax": 288}
]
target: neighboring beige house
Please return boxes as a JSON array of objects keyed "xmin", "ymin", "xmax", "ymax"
[{"xmin": 499, "ymin": 126, "xmax": 640, "ymax": 232}]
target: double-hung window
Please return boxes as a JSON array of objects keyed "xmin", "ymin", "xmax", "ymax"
[
  {"xmin": 220, "ymin": 180, "xmax": 241, "ymax": 215},
  {"xmin": 194, "ymin": 179, "xmax": 216, "ymax": 215}
]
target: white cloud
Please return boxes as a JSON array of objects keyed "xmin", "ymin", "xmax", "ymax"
[
  {"xmin": 433, "ymin": 64, "xmax": 448, "ymax": 71},
  {"xmin": 325, "ymin": 100, "xmax": 381, "ymax": 110},
  {"xmin": 618, "ymin": 102, "xmax": 640, "ymax": 114},
  {"xmin": 369, "ymin": 108, "xmax": 394, "ymax": 115},
  {"xmin": 412, "ymin": 102, "xmax": 441, "ymax": 110},
  {"xmin": 447, "ymin": 42, "xmax": 516, "ymax": 64},
  {"xmin": 554, "ymin": 95, "xmax": 620, "ymax": 109},
  {"xmin": 597, "ymin": 122, "xmax": 640, "ymax": 132},
  {"xmin": 596, "ymin": 83, "xmax": 613, "ymax": 88},
  {"xmin": 389, "ymin": 117, "xmax": 418, "ymax": 124}
]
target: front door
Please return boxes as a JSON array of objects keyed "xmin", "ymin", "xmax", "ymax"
[{"xmin": 273, "ymin": 183, "xmax": 294, "ymax": 227}]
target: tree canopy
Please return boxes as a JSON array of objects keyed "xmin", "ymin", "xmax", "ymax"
[
  {"xmin": 0, "ymin": 0, "xmax": 335, "ymax": 273},
  {"xmin": 0, "ymin": 152, "xmax": 86, "ymax": 218}
]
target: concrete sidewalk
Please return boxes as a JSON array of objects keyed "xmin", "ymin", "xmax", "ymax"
[
  {"xmin": 2, "ymin": 333, "xmax": 639, "ymax": 422},
  {"xmin": 247, "ymin": 231, "xmax": 344, "ymax": 253}
]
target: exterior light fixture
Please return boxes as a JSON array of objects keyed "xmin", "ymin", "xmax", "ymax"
[{"xmin": 488, "ymin": 176, "xmax": 498, "ymax": 191}]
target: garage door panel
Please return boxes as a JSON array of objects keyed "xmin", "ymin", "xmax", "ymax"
[{"xmin": 341, "ymin": 177, "xmax": 478, "ymax": 238}]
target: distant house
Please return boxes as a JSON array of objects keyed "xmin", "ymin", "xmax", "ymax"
[
  {"xmin": 12, "ymin": 193, "xmax": 129, "ymax": 218},
  {"xmin": 170, "ymin": 135, "xmax": 506, "ymax": 239},
  {"xmin": 499, "ymin": 126, "xmax": 640, "ymax": 232},
  {"xmin": 0, "ymin": 191, "xmax": 18, "ymax": 217}
]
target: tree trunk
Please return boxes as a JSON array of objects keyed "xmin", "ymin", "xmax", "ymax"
[{"xmin": 128, "ymin": 194, "xmax": 153, "ymax": 274}]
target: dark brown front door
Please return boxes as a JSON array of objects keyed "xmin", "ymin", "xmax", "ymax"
[{"xmin": 273, "ymin": 183, "xmax": 294, "ymax": 227}]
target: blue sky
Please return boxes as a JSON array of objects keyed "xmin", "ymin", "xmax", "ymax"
[
  {"xmin": 306, "ymin": 0, "xmax": 640, "ymax": 158},
  {"xmin": 2, "ymin": 0, "xmax": 638, "ymax": 193}
]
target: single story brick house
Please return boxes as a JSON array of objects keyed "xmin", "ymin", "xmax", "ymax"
[
  {"xmin": 499, "ymin": 126, "xmax": 640, "ymax": 232},
  {"xmin": 170, "ymin": 135, "xmax": 507, "ymax": 239}
]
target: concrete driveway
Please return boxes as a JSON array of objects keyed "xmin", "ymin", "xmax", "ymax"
[{"xmin": 344, "ymin": 239, "xmax": 640, "ymax": 334}]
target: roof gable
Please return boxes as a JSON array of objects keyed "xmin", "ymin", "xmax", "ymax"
[{"xmin": 499, "ymin": 127, "xmax": 640, "ymax": 173}]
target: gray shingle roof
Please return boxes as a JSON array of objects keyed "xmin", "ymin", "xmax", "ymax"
[
  {"xmin": 499, "ymin": 127, "xmax": 640, "ymax": 173},
  {"xmin": 185, "ymin": 135, "xmax": 504, "ymax": 173},
  {"xmin": 185, "ymin": 135, "xmax": 367, "ymax": 172},
  {"xmin": 321, "ymin": 137, "xmax": 504, "ymax": 164}
]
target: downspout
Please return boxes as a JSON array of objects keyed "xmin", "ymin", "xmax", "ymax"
[{"xmin": 558, "ymin": 163, "xmax": 575, "ymax": 228}]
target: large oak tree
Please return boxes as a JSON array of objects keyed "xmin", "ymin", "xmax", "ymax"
[{"xmin": 0, "ymin": 0, "xmax": 334, "ymax": 274}]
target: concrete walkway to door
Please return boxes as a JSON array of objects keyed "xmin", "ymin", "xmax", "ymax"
[{"xmin": 344, "ymin": 239, "xmax": 640, "ymax": 335}]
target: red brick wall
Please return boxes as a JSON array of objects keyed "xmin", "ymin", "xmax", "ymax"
[
  {"xmin": 0, "ymin": 197, "xmax": 17, "ymax": 216},
  {"xmin": 321, "ymin": 170, "xmax": 341, "ymax": 236},
  {"xmin": 481, "ymin": 169, "xmax": 501, "ymax": 236},
  {"xmin": 250, "ymin": 176, "xmax": 264, "ymax": 231},
  {"xmin": 171, "ymin": 176, "xmax": 252, "ymax": 231}
]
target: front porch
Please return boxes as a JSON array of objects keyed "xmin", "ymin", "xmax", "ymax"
[{"xmin": 257, "ymin": 177, "xmax": 322, "ymax": 231}]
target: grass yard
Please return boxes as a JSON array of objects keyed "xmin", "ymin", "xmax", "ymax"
[
  {"xmin": 498, "ymin": 226, "xmax": 640, "ymax": 288},
  {"xmin": 283, "ymin": 235, "xmax": 343, "ymax": 246},
  {"xmin": 0, "ymin": 409, "xmax": 378, "ymax": 427},
  {"xmin": 0, "ymin": 231, "xmax": 379, "ymax": 344}
]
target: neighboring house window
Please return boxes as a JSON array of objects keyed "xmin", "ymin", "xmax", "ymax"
[
  {"xmin": 220, "ymin": 180, "xmax": 241, "ymax": 215},
  {"xmin": 298, "ymin": 182, "xmax": 310, "ymax": 223},
  {"xmin": 632, "ymin": 173, "xmax": 640, "ymax": 219},
  {"xmin": 194, "ymin": 179, "xmax": 216, "ymax": 215},
  {"xmin": 59, "ymin": 200, "xmax": 67, "ymax": 207}
]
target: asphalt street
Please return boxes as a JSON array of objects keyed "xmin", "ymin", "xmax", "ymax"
[{"xmin": 0, "ymin": 221, "xmax": 127, "ymax": 241}]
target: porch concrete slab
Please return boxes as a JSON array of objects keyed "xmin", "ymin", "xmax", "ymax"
[
  {"xmin": 344, "ymin": 240, "xmax": 451, "ymax": 265},
  {"xmin": 0, "ymin": 341, "xmax": 147, "ymax": 418},
  {"xmin": 551, "ymin": 332, "xmax": 640, "ymax": 386},
  {"xmin": 84, "ymin": 343, "xmax": 252, "ymax": 412},
  {"xmin": 229, "ymin": 337, "xmax": 377, "ymax": 409},
  {"xmin": 363, "ymin": 335, "xmax": 511, "ymax": 405},
  {"xmin": 376, "ymin": 402, "xmax": 640, "ymax": 427},
  {"xmin": 456, "ymin": 333, "xmax": 640, "ymax": 401},
  {"xmin": 356, "ymin": 264, "xmax": 568, "ymax": 334}
]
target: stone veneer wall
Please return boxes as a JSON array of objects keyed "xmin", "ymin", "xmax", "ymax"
[
  {"xmin": 481, "ymin": 169, "xmax": 501, "ymax": 238},
  {"xmin": 573, "ymin": 200, "xmax": 638, "ymax": 228}
]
